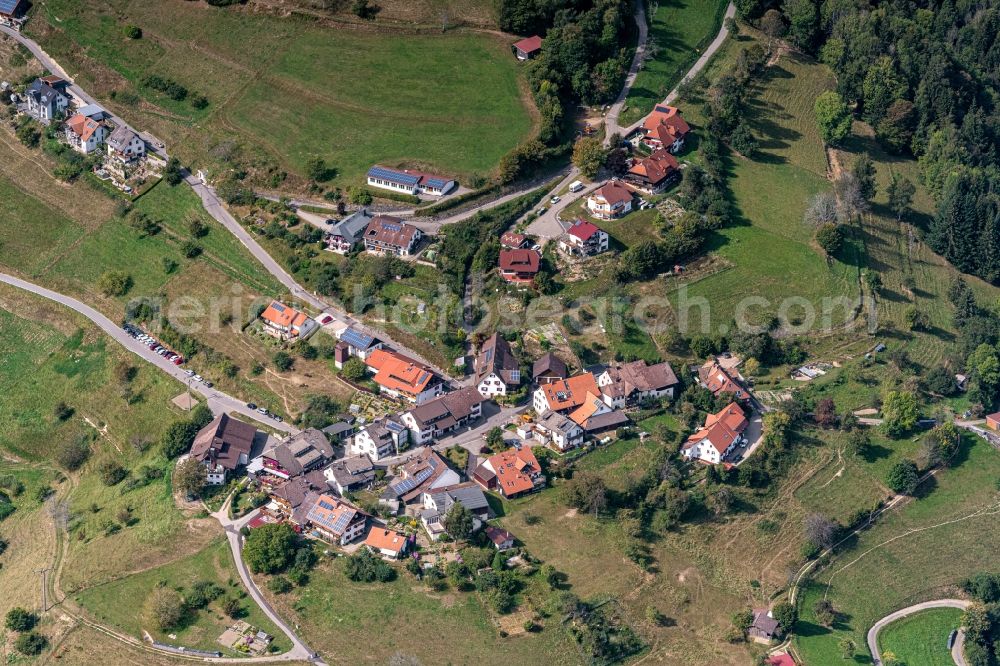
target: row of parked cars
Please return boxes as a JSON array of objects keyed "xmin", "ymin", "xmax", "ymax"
[
  {"xmin": 244, "ymin": 402, "xmax": 282, "ymax": 423},
  {"xmin": 123, "ymin": 323, "xmax": 185, "ymax": 365}
]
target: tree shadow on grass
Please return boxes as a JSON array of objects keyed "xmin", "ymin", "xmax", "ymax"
[
  {"xmin": 913, "ymin": 473, "xmax": 938, "ymax": 499},
  {"xmin": 861, "ymin": 442, "xmax": 893, "ymax": 463}
]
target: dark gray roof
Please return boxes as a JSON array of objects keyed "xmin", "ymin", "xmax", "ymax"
[
  {"xmin": 322, "ymin": 421, "xmax": 354, "ymax": 436},
  {"xmin": 582, "ymin": 410, "xmax": 629, "ymax": 432},
  {"xmin": 325, "ymin": 454, "xmax": 375, "ymax": 490},
  {"xmin": 329, "ymin": 209, "xmax": 374, "ymax": 245},
  {"xmin": 475, "ymin": 333, "xmax": 520, "ymax": 385},
  {"xmin": 26, "ymin": 79, "xmax": 65, "ymax": 107},
  {"xmin": 263, "ymin": 428, "xmax": 333, "ymax": 477},
  {"xmin": 426, "ymin": 482, "xmax": 490, "ymax": 515},
  {"xmin": 190, "ymin": 414, "xmax": 256, "ymax": 470},
  {"xmin": 407, "ymin": 387, "xmax": 484, "ymax": 428},
  {"xmin": 533, "ymin": 352, "xmax": 568, "ymax": 380},
  {"xmin": 107, "ymin": 125, "xmax": 140, "ymax": 151}
]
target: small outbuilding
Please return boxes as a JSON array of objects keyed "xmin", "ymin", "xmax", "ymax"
[{"xmin": 512, "ymin": 35, "xmax": 543, "ymax": 60}]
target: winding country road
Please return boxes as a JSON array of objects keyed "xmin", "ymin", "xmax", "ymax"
[
  {"xmin": 866, "ymin": 599, "xmax": 970, "ymax": 666},
  {"xmin": 0, "ymin": 272, "xmax": 297, "ymax": 433},
  {"xmin": 602, "ymin": 0, "xmax": 649, "ymax": 146}
]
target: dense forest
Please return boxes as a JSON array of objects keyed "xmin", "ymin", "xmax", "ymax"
[{"xmin": 738, "ymin": 0, "xmax": 1000, "ymax": 283}]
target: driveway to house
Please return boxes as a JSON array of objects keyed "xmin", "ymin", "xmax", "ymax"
[
  {"xmin": 0, "ymin": 272, "xmax": 297, "ymax": 434},
  {"xmin": 866, "ymin": 599, "xmax": 971, "ymax": 666},
  {"xmin": 211, "ymin": 496, "xmax": 326, "ymax": 665},
  {"xmin": 731, "ymin": 413, "xmax": 763, "ymax": 466},
  {"xmin": 614, "ymin": 2, "xmax": 737, "ymax": 140},
  {"xmin": 602, "ymin": 0, "xmax": 649, "ymax": 146}
]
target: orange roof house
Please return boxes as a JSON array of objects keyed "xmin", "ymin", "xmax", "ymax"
[
  {"xmin": 473, "ymin": 447, "xmax": 544, "ymax": 498},
  {"xmin": 682, "ymin": 402, "xmax": 748, "ymax": 464},
  {"xmin": 698, "ymin": 360, "xmax": 748, "ymax": 401},
  {"xmin": 512, "ymin": 35, "xmax": 543, "ymax": 60},
  {"xmin": 625, "ymin": 149, "xmax": 681, "ymax": 193},
  {"xmin": 365, "ymin": 527, "xmax": 409, "ymax": 559},
  {"xmin": 365, "ymin": 349, "xmax": 441, "ymax": 403},
  {"xmin": 533, "ymin": 372, "xmax": 600, "ymax": 414},
  {"xmin": 639, "ymin": 105, "xmax": 691, "ymax": 153},
  {"xmin": 260, "ymin": 301, "xmax": 317, "ymax": 341}
]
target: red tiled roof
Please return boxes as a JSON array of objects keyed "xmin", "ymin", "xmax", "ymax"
[
  {"xmin": 366, "ymin": 349, "xmax": 436, "ymax": 396},
  {"xmin": 628, "ymin": 149, "xmax": 679, "ymax": 184},
  {"xmin": 540, "ymin": 373, "xmax": 600, "ymax": 412},
  {"xmin": 364, "ymin": 216, "xmax": 419, "ymax": 249},
  {"xmin": 260, "ymin": 300, "xmax": 309, "ymax": 331},
  {"xmin": 567, "ymin": 219, "xmax": 601, "ymax": 241},
  {"xmin": 66, "ymin": 114, "xmax": 102, "ymax": 141},
  {"xmin": 685, "ymin": 402, "xmax": 747, "ymax": 454},
  {"xmin": 593, "ymin": 181, "xmax": 633, "ymax": 205},
  {"xmin": 365, "ymin": 527, "xmax": 408, "ymax": 554},
  {"xmin": 487, "ymin": 448, "xmax": 540, "ymax": 496},
  {"xmin": 642, "ymin": 105, "xmax": 691, "ymax": 137},
  {"xmin": 499, "ymin": 249, "xmax": 540, "ymax": 274},
  {"xmin": 513, "ymin": 35, "xmax": 543, "ymax": 53},
  {"xmin": 765, "ymin": 654, "xmax": 796, "ymax": 666}
]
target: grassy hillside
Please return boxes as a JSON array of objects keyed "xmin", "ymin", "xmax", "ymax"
[
  {"xmin": 26, "ymin": 0, "xmax": 535, "ymax": 187},
  {"xmin": 877, "ymin": 608, "xmax": 962, "ymax": 666},
  {"xmin": 620, "ymin": 0, "xmax": 730, "ymax": 126}
]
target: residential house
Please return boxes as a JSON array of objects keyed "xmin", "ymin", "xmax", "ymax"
[
  {"xmin": 365, "ymin": 527, "xmax": 409, "ymax": 559},
  {"xmin": 189, "ymin": 414, "xmax": 257, "ymax": 485},
  {"xmin": 634, "ymin": 105, "xmax": 691, "ymax": 153},
  {"xmin": 302, "ymin": 493, "xmax": 368, "ymax": 545},
  {"xmin": 105, "ymin": 125, "xmax": 146, "ymax": 164},
  {"xmin": 321, "ymin": 420, "xmax": 355, "ymax": 443},
  {"xmin": 324, "ymin": 454, "xmax": 376, "ymax": 495},
  {"xmin": 381, "ymin": 447, "xmax": 460, "ymax": 507},
  {"xmin": 532, "ymin": 352, "xmax": 568, "ymax": 385},
  {"xmin": 24, "ymin": 77, "xmax": 69, "ymax": 122},
  {"xmin": 485, "ymin": 526, "xmax": 515, "ymax": 551},
  {"xmin": 567, "ymin": 390, "xmax": 628, "ymax": 435},
  {"xmin": 498, "ymin": 248, "xmax": 541, "ymax": 284},
  {"xmin": 335, "ymin": 324, "xmax": 384, "ymax": 364},
  {"xmin": 366, "ymin": 165, "xmax": 456, "ymax": 197},
  {"xmin": 364, "ymin": 348, "xmax": 443, "ymax": 404},
  {"xmin": 324, "ymin": 209, "xmax": 372, "ymax": 254},
  {"xmin": 420, "ymin": 482, "xmax": 491, "ymax": 540},
  {"xmin": 400, "ymin": 387, "xmax": 485, "ymax": 445},
  {"xmin": 533, "ymin": 372, "xmax": 601, "ymax": 415},
  {"xmin": 75, "ymin": 103, "xmax": 110, "ymax": 122},
  {"xmin": 351, "ymin": 417, "xmax": 408, "ymax": 461},
  {"xmin": 269, "ymin": 475, "xmax": 323, "ymax": 517},
  {"xmin": 586, "ymin": 181, "xmax": 633, "ymax": 219},
  {"xmin": 259, "ymin": 300, "xmax": 318, "ymax": 342},
  {"xmin": 258, "ymin": 429, "xmax": 334, "ymax": 480},
  {"xmin": 597, "ymin": 359, "xmax": 680, "ymax": 408},
  {"xmin": 698, "ymin": 359, "xmax": 749, "ymax": 402},
  {"xmin": 473, "ymin": 447, "xmax": 545, "ymax": 498},
  {"xmin": 64, "ymin": 113, "xmax": 109, "ymax": 154},
  {"xmin": 681, "ymin": 402, "xmax": 748, "ymax": 464},
  {"xmin": 534, "ymin": 410, "xmax": 584, "ymax": 451},
  {"xmin": 987, "ymin": 412, "xmax": 1000, "ymax": 431},
  {"xmin": 748, "ymin": 608, "xmax": 782, "ymax": 643},
  {"xmin": 624, "ymin": 149, "xmax": 681, "ymax": 194},
  {"xmin": 362, "ymin": 215, "xmax": 422, "ymax": 256},
  {"xmin": 765, "ymin": 654, "xmax": 796, "ymax": 666},
  {"xmin": 558, "ymin": 219, "xmax": 609, "ymax": 257},
  {"xmin": 0, "ymin": 0, "xmax": 28, "ymax": 21},
  {"xmin": 500, "ymin": 232, "xmax": 530, "ymax": 249},
  {"xmin": 475, "ymin": 333, "xmax": 521, "ymax": 397},
  {"xmin": 512, "ymin": 35, "xmax": 543, "ymax": 60}
]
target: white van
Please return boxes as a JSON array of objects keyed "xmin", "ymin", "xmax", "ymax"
[{"xmin": 568, "ymin": 180, "xmax": 584, "ymax": 193}]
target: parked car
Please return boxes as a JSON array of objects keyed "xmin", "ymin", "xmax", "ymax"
[
  {"xmin": 257, "ymin": 407, "xmax": 268, "ymax": 415},
  {"xmin": 273, "ymin": 415, "xmax": 283, "ymax": 423},
  {"xmin": 203, "ymin": 381, "xmax": 213, "ymax": 388},
  {"xmin": 185, "ymin": 369, "xmax": 195, "ymax": 376},
  {"xmin": 246, "ymin": 403, "xmax": 257, "ymax": 410},
  {"xmin": 550, "ymin": 195, "xmax": 560, "ymax": 204},
  {"xmin": 173, "ymin": 357, "xmax": 184, "ymax": 365}
]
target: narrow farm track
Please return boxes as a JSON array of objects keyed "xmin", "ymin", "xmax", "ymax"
[{"xmin": 866, "ymin": 599, "xmax": 971, "ymax": 666}]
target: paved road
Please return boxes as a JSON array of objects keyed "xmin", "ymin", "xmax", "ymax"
[
  {"xmin": 614, "ymin": 1, "xmax": 737, "ymax": 140},
  {"xmin": 186, "ymin": 174, "xmax": 456, "ymax": 382},
  {"xmin": 0, "ymin": 272, "xmax": 296, "ymax": 434},
  {"xmin": 603, "ymin": 0, "xmax": 649, "ymax": 146},
  {"xmin": 211, "ymin": 496, "xmax": 325, "ymax": 665},
  {"xmin": 866, "ymin": 599, "xmax": 970, "ymax": 666},
  {"xmin": 0, "ymin": 24, "xmax": 167, "ymax": 158}
]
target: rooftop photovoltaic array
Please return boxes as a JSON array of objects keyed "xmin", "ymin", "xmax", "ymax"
[
  {"xmin": 341, "ymin": 327, "xmax": 375, "ymax": 349},
  {"xmin": 368, "ymin": 166, "xmax": 420, "ymax": 186},
  {"xmin": 424, "ymin": 177, "xmax": 448, "ymax": 189}
]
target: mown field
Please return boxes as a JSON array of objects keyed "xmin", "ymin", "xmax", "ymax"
[
  {"xmin": 619, "ymin": 0, "xmax": 730, "ymax": 126},
  {"xmin": 76, "ymin": 539, "xmax": 288, "ymax": 656},
  {"xmin": 878, "ymin": 608, "xmax": 962, "ymax": 666},
  {"xmin": 27, "ymin": 0, "xmax": 535, "ymax": 187}
]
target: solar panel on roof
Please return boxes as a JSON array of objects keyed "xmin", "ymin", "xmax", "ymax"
[
  {"xmin": 0, "ymin": 0, "xmax": 22, "ymax": 14},
  {"xmin": 425, "ymin": 178, "xmax": 448, "ymax": 189},
  {"xmin": 341, "ymin": 327, "xmax": 375, "ymax": 349},
  {"xmin": 331, "ymin": 511, "xmax": 352, "ymax": 533},
  {"xmin": 367, "ymin": 166, "xmax": 420, "ymax": 186},
  {"xmin": 318, "ymin": 500, "xmax": 335, "ymax": 511},
  {"xmin": 272, "ymin": 303, "xmax": 286, "ymax": 312},
  {"xmin": 381, "ymin": 223, "xmax": 402, "ymax": 232}
]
